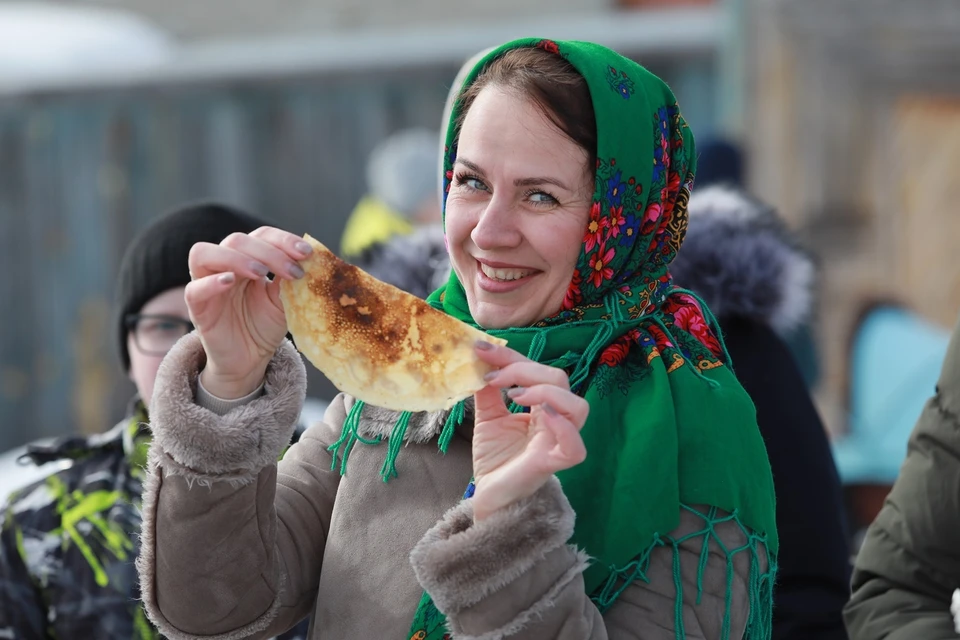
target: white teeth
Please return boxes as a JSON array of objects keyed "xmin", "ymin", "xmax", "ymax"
[{"xmin": 480, "ymin": 263, "xmax": 535, "ymax": 282}]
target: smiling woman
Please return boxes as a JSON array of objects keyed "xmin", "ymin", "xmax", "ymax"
[{"xmin": 136, "ymin": 38, "xmax": 777, "ymax": 640}]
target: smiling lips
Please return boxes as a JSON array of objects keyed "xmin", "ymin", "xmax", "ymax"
[
  {"xmin": 475, "ymin": 259, "xmax": 540, "ymax": 292},
  {"xmin": 479, "ymin": 262, "xmax": 537, "ymax": 281}
]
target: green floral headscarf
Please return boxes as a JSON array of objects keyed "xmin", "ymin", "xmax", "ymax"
[{"xmin": 332, "ymin": 38, "xmax": 778, "ymax": 640}]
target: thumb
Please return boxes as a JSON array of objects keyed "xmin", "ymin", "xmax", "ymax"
[{"xmin": 473, "ymin": 385, "xmax": 509, "ymax": 422}]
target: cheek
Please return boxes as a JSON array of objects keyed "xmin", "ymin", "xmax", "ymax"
[
  {"xmin": 538, "ymin": 219, "xmax": 585, "ymax": 274},
  {"xmin": 128, "ymin": 350, "xmax": 164, "ymax": 403},
  {"xmin": 443, "ymin": 199, "xmax": 476, "ymax": 267}
]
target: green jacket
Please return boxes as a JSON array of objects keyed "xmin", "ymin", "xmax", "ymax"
[{"xmin": 844, "ymin": 312, "xmax": 960, "ymax": 639}]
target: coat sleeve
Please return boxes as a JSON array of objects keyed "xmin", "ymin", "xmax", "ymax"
[
  {"xmin": 0, "ymin": 495, "xmax": 48, "ymax": 640},
  {"xmin": 844, "ymin": 313, "xmax": 960, "ymax": 640},
  {"xmin": 136, "ymin": 333, "xmax": 346, "ymax": 640},
  {"xmin": 410, "ymin": 477, "xmax": 760, "ymax": 639},
  {"xmin": 722, "ymin": 317, "xmax": 852, "ymax": 640}
]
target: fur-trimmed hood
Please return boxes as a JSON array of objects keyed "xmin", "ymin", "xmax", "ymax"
[
  {"xmin": 670, "ymin": 186, "xmax": 816, "ymax": 335},
  {"xmin": 349, "ymin": 224, "xmax": 450, "ymax": 300}
]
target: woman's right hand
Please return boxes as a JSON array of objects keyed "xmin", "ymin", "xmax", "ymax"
[{"xmin": 185, "ymin": 227, "xmax": 313, "ymax": 399}]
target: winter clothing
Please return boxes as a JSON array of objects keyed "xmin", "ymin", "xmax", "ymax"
[
  {"xmin": 340, "ymin": 128, "xmax": 438, "ymax": 258},
  {"xmin": 115, "ymin": 202, "xmax": 266, "ymax": 370},
  {"xmin": 137, "ymin": 334, "xmax": 761, "ymax": 640},
  {"xmin": 670, "ymin": 185, "xmax": 852, "ymax": 640},
  {"xmin": 843, "ymin": 311, "xmax": 960, "ymax": 638},
  {"xmin": 137, "ymin": 39, "xmax": 776, "ymax": 640},
  {"xmin": 0, "ymin": 400, "xmax": 311, "ymax": 640},
  {"xmin": 831, "ymin": 305, "xmax": 950, "ymax": 486}
]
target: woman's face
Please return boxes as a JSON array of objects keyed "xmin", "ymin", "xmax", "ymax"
[{"xmin": 445, "ymin": 86, "xmax": 593, "ymax": 329}]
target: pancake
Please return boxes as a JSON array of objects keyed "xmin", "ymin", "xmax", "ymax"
[{"xmin": 279, "ymin": 234, "xmax": 506, "ymax": 412}]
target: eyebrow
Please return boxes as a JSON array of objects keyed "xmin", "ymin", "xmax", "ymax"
[{"xmin": 457, "ymin": 157, "xmax": 573, "ymax": 192}]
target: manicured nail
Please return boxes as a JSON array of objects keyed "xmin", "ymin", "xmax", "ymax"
[
  {"xmin": 475, "ymin": 340, "xmax": 495, "ymax": 351},
  {"xmin": 250, "ymin": 262, "xmax": 270, "ymax": 277},
  {"xmin": 483, "ymin": 370, "xmax": 499, "ymax": 382},
  {"xmin": 295, "ymin": 241, "xmax": 313, "ymax": 255},
  {"xmin": 288, "ymin": 263, "xmax": 305, "ymax": 279},
  {"xmin": 506, "ymin": 387, "xmax": 525, "ymax": 398},
  {"xmin": 218, "ymin": 272, "xmax": 236, "ymax": 285},
  {"xmin": 542, "ymin": 403, "xmax": 559, "ymax": 417}
]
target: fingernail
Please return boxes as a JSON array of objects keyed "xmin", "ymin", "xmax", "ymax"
[
  {"xmin": 218, "ymin": 272, "xmax": 235, "ymax": 285},
  {"xmin": 295, "ymin": 241, "xmax": 313, "ymax": 255},
  {"xmin": 288, "ymin": 263, "xmax": 305, "ymax": 279},
  {"xmin": 483, "ymin": 370, "xmax": 499, "ymax": 382},
  {"xmin": 506, "ymin": 387, "xmax": 525, "ymax": 398},
  {"xmin": 475, "ymin": 340, "xmax": 494, "ymax": 351},
  {"xmin": 250, "ymin": 262, "xmax": 270, "ymax": 277},
  {"xmin": 542, "ymin": 403, "xmax": 559, "ymax": 416}
]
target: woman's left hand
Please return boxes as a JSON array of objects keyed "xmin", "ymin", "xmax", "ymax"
[{"xmin": 470, "ymin": 341, "xmax": 589, "ymax": 521}]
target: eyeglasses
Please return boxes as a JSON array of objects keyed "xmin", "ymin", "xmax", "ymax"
[{"xmin": 125, "ymin": 314, "xmax": 194, "ymax": 357}]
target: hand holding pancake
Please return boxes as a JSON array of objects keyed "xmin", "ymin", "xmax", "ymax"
[
  {"xmin": 470, "ymin": 342, "xmax": 589, "ymax": 521},
  {"xmin": 185, "ymin": 227, "xmax": 310, "ymax": 399}
]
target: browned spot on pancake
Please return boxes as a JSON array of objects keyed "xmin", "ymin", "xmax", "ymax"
[{"xmin": 432, "ymin": 344, "xmax": 443, "ymax": 354}]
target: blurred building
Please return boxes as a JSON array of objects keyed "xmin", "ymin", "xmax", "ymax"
[{"xmin": 745, "ymin": 0, "xmax": 960, "ymax": 437}]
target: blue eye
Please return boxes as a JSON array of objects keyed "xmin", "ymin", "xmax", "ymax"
[{"xmin": 466, "ymin": 178, "xmax": 488, "ymax": 191}]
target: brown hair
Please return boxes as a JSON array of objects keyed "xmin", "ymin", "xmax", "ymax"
[{"xmin": 454, "ymin": 47, "xmax": 597, "ymax": 172}]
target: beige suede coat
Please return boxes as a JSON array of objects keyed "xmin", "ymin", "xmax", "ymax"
[{"xmin": 137, "ymin": 334, "xmax": 759, "ymax": 639}]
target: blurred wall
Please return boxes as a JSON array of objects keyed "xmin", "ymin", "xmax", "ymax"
[{"xmin": 745, "ymin": 0, "xmax": 960, "ymax": 436}]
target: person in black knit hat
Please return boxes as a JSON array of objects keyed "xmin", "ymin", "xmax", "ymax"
[{"xmin": 0, "ymin": 202, "xmax": 311, "ymax": 640}]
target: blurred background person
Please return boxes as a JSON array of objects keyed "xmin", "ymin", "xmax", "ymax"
[
  {"xmin": 340, "ymin": 127, "xmax": 442, "ymax": 260},
  {"xmin": 0, "ymin": 203, "xmax": 311, "ymax": 640},
  {"xmin": 831, "ymin": 301, "xmax": 952, "ymax": 553}
]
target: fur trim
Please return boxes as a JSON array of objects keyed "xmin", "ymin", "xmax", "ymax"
[
  {"xmin": 672, "ymin": 186, "xmax": 816, "ymax": 334},
  {"xmin": 410, "ymin": 476, "xmax": 579, "ymax": 615},
  {"xmin": 453, "ymin": 547, "xmax": 591, "ymax": 640},
  {"xmin": 135, "ymin": 448, "xmax": 285, "ymax": 640},
  {"xmin": 149, "ymin": 333, "xmax": 306, "ymax": 484},
  {"xmin": 352, "ymin": 224, "xmax": 450, "ymax": 300}
]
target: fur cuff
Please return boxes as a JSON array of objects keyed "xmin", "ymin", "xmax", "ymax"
[
  {"xmin": 410, "ymin": 476, "xmax": 576, "ymax": 614},
  {"xmin": 136, "ymin": 448, "xmax": 285, "ymax": 640},
  {"xmin": 149, "ymin": 332, "xmax": 306, "ymax": 484}
]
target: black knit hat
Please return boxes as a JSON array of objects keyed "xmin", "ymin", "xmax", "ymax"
[{"xmin": 115, "ymin": 202, "xmax": 267, "ymax": 371}]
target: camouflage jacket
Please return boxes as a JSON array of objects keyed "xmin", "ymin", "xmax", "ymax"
[{"xmin": 0, "ymin": 401, "xmax": 311, "ymax": 640}]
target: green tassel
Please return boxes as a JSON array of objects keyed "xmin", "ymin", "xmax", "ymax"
[
  {"xmin": 327, "ymin": 400, "xmax": 364, "ymax": 474},
  {"xmin": 438, "ymin": 401, "xmax": 464, "ymax": 454},
  {"xmin": 380, "ymin": 411, "xmax": 413, "ymax": 482}
]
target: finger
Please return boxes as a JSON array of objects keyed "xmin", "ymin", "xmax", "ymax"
[
  {"xmin": 184, "ymin": 272, "xmax": 237, "ymax": 324},
  {"xmin": 473, "ymin": 385, "xmax": 510, "ymax": 421},
  {"xmin": 248, "ymin": 226, "xmax": 314, "ymax": 260},
  {"xmin": 220, "ymin": 233, "xmax": 309, "ymax": 280},
  {"xmin": 539, "ymin": 407, "xmax": 587, "ymax": 465},
  {"xmin": 507, "ymin": 384, "xmax": 589, "ymax": 428},
  {"xmin": 483, "ymin": 361, "xmax": 570, "ymax": 390},
  {"xmin": 189, "ymin": 242, "xmax": 299, "ymax": 282},
  {"xmin": 474, "ymin": 341, "xmax": 531, "ymax": 367}
]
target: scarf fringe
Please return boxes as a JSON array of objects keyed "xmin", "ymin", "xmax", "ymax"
[{"xmin": 591, "ymin": 505, "xmax": 776, "ymax": 640}]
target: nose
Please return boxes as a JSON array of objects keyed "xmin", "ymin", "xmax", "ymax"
[{"xmin": 470, "ymin": 195, "xmax": 523, "ymax": 251}]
